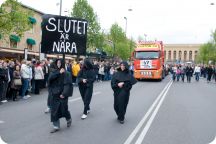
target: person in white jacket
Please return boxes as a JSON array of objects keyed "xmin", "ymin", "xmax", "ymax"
[
  {"xmin": 34, "ymin": 61, "xmax": 44, "ymax": 94},
  {"xmin": 194, "ymin": 65, "xmax": 201, "ymax": 81},
  {"xmin": 20, "ymin": 60, "xmax": 32, "ymax": 99}
]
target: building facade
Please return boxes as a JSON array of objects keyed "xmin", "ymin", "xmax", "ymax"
[
  {"xmin": 0, "ymin": 4, "xmax": 43, "ymax": 60},
  {"xmin": 164, "ymin": 44, "xmax": 201, "ymax": 63}
]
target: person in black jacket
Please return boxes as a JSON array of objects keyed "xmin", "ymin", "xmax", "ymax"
[
  {"xmin": 0, "ymin": 61, "xmax": 9, "ymax": 103},
  {"xmin": 48, "ymin": 59, "xmax": 73, "ymax": 133},
  {"xmin": 185, "ymin": 65, "xmax": 193, "ymax": 83},
  {"xmin": 207, "ymin": 65, "xmax": 214, "ymax": 83},
  {"xmin": 111, "ymin": 61, "xmax": 137, "ymax": 124},
  {"xmin": 77, "ymin": 59, "xmax": 96, "ymax": 120}
]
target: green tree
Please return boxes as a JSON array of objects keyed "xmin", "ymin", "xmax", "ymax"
[
  {"xmin": 71, "ymin": 0, "xmax": 101, "ymax": 50},
  {"xmin": 198, "ymin": 30, "xmax": 216, "ymax": 64},
  {"xmin": 109, "ymin": 23, "xmax": 133, "ymax": 60},
  {"xmin": 0, "ymin": 0, "xmax": 33, "ymax": 39}
]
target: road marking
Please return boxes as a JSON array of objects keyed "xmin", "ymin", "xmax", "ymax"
[
  {"xmin": 93, "ymin": 91, "xmax": 101, "ymax": 95},
  {"xmin": 135, "ymin": 81, "xmax": 173, "ymax": 144},
  {"xmin": 69, "ymin": 97, "xmax": 81, "ymax": 102},
  {"xmin": 0, "ymin": 136, "xmax": 7, "ymax": 144},
  {"xmin": 124, "ymin": 80, "xmax": 172, "ymax": 144},
  {"xmin": 209, "ymin": 137, "xmax": 216, "ymax": 144},
  {"xmin": 0, "ymin": 121, "xmax": 5, "ymax": 124},
  {"xmin": 68, "ymin": 91, "xmax": 101, "ymax": 103}
]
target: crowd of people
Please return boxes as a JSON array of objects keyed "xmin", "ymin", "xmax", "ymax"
[
  {"xmin": 0, "ymin": 58, "xmax": 134, "ymax": 103},
  {"xmin": 170, "ymin": 64, "xmax": 216, "ymax": 83}
]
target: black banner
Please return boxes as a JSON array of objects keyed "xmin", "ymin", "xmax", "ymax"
[{"xmin": 41, "ymin": 14, "xmax": 88, "ymax": 55}]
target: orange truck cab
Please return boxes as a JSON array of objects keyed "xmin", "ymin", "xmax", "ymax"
[{"xmin": 132, "ymin": 41, "xmax": 165, "ymax": 81}]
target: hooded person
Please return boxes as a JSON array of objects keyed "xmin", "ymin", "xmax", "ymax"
[
  {"xmin": 111, "ymin": 61, "xmax": 137, "ymax": 124},
  {"xmin": 77, "ymin": 59, "xmax": 96, "ymax": 119},
  {"xmin": 48, "ymin": 59, "xmax": 73, "ymax": 133}
]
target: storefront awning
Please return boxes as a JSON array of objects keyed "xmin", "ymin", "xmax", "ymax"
[
  {"xmin": 10, "ymin": 35, "xmax": 20, "ymax": 42},
  {"xmin": 26, "ymin": 38, "xmax": 36, "ymax": 45},
  {"xmin": 29, "ymin": 17, "xmax": 37, "ymax": 24}
]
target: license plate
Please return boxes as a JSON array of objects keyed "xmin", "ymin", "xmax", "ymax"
[{"xmin": 141, "ymin": 71, "xmax": 152, "ymax": 76}]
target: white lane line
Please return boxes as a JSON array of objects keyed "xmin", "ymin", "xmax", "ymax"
[
  {"xmin": 69, "ymin": 97, "xmax": 81, "ymax": 102},
  {"xmin": 0, "ymin": 121, "xmax": 5, "ymax": 124},
  {"xmin": 135, "ymin": 81, "xmax": 173, "ymax": 144},
  {"xmin": 124, "ymin": 80, "xmax": 172, "ymax": 144},
  {"xmin": 93, "ymin": 91, "xmax": 101, "ymax": 95},
  {"xmin": 0, "ymin": 136, "xmax": 7, "ymax": 144},
  {"xmin": 68, "ymin": 91, "xmax": 101, "ymax": 102}
]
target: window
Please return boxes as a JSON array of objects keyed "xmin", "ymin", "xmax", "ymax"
[
  {"xmin": 194, "ymin": 51, "xmax": 198, "ymax": 60},
  {"xmin": 178, "ymin": 51, "xmax": 182, "ymax": 60},
  {"xmin": 173, "ymin": 51, "xmax": 176, "ymax": 60},
  {"xmin": 135, "ymin": 51, "xmax": 160, "ymax": 59},
  {"xmin": 184, "ymin": 51, "xmax": 187, "ymax": 61},
  {"xmin": 27, "ymin": 44, "xmax": 33, "ymax": 51},
  {"xmin": 10, "ymin": 40, "xmax": 17, "ymax": 48},
  {"xmin": 168, "ymin": 50, "xmax": 171, "ymax": 60},
  {"xmin": 164, "ymin": 51, "xmax": 166, "ymax": 60},
  {"xmin": 189, "ymin": 51, "xmax": 192, "ymax": 61}
]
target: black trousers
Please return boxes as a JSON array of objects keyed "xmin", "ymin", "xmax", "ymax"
[
  {"xmin": 0, "ymin": 82, "xmax": 8, "ymax": 101},
  {"xmin": 11, "ymin": 88, "xmax": 19, "ymax": 101},
  {"xmin": 79, "ymin": 84, "xmax": 93, "ymax": 114},
  {"xmin": 187, "ymin": 75, "xmax": 191, "ymax": 82},
  {"xmin": 114, "ymin": 91, "xmax": 130, "ymax": 121},
  {"xmin": 207, "ymin": 74, "xmax": 212, "ymax": 81},
  {"xmin": 35, "ymin": 80, "xmax": 42, "ymax": 94}
]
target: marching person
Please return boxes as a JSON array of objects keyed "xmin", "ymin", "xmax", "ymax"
[
  {"xmin": 77, "ymin": 59, "xmax": 95, "ymax": 120},
  {"xmin": 48, "ymin": 59, "xmax": 73, "ymax": 133},
  {"xmin": 111, "ymin": 61, "xmax": 137, "ymax": 124}
]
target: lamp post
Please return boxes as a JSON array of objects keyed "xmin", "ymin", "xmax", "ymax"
[
  {"xmin": 144, "ymin": 34, "xmax": 147, "ymax": 41},
  {"xmin": 124, "ymin": 17, "xmax": 127, "ymax": 36},
  {"xmin": 59, "ymin": 0, "xmax": 62, "ymax": 16}
]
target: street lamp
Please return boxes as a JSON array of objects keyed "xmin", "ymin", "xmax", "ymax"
[
  {"xmin": 124, "ymin": 17, "xmax": 127, "ymax": 36},
  {"xmin": 144, "ymin": 34, "xmax": 147, "ymax": 41}
]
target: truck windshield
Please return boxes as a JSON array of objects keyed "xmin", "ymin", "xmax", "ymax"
[{"xmin": 135, "ymin": 51, "xmax": 159, "ymax": 59}]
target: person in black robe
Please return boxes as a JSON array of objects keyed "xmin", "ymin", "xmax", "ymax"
[
  {"xmin": 111, "ymin": 61, "xmax": 137, "ymax": 124},
  {"xmin": 48, "ymin": 59, "xmax": 73, "ymax": 133},
  {"xmin": 77, "ymin": 59, "xmax": 96, "ymax": 120}
]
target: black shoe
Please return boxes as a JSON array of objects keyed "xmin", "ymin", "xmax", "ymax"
[
  {"xmin": 119, "ymin": 120, "xmax": 124, "ymax": 124},
  {"xmin": 67, "ymin": 119, "xmax": 72, "ymax": 127},
  {"xmin": 50, "ymin": 128, "xmax": 59, "ymax": 133}
]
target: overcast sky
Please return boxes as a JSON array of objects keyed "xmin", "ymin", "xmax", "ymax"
[{"xmin": 1, "ymin": 0, "xmax": 216, "ymax": 44}]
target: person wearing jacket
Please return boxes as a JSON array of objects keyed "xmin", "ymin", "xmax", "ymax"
[
  {"xmin": 77, "ymin": 59, "xmax": 95, "ymax": 120},
  {"xmin": 34, "ymin": 61, "xmax": 44, "ymax": 94},
  {"xmin": 72, "ymin": 61, "xmax": 80, "ymax": 85},
  {"xmin": 0, "ymin": 61, "xmax": 9, "ymax": 104},
  {"xmin": 207, "ymin": 65, "xmax": 214, "ymax": 83},
  {"xmin": 194, "ymin": 65, "xmax": 201, "ymax": 81},
  {"xmin": 186, "ymin": 65, "xmax": 193, "ymax": 83},
  {"xmin": 111, "ymin": 61, "xmax": 137, "ymax": 124},
  {"xmin": 48, "ymin": 59, "xmax": 73, "ymax": 133},
  {"xmin": 10, "ymin": 65, "xmax": 22, "ymax": 101}
]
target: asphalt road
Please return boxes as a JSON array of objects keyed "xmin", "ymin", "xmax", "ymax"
[{"xmin": 0, "ymin": 76, "xmax": 215, "ymax": 144}]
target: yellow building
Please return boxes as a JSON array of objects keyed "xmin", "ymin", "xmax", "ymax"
[
  {"xmin": 0, "ymin": 4, "xmax": 44, "ymax": 60},
  {"xmin": 164, "ymin": 44, "xmax": 201, "ymax": 63}
]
